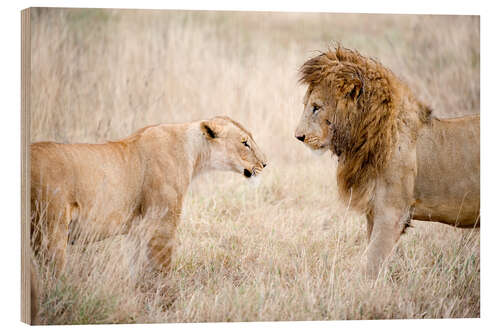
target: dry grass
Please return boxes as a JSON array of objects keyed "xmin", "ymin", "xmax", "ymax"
[{"xmin": 29, "ymin": 8, "xmax": 480, "ymax": 323}]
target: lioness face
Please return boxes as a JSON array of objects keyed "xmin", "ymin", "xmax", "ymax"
[
  {"xmin": 294, "ymin": 86, "xmax": 332, "ymax": 155},
  {"xmin": 201, "ymin": 117, "xmax": 267, "ymax": 178}
]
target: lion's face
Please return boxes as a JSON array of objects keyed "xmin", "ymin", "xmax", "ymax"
[
  {"xmin": 294, "ymin": 86, "xmax": 334, "ymax": 155},
  {"xmin": 201, "ymin": 117, "xmax": 267, "ymax": 178}
]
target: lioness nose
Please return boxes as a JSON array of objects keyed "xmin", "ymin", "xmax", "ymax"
[{"xmin": 296, "ymin": 135, "xmax": 305, "ymax": 142}]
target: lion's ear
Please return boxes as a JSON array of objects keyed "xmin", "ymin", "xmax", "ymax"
[
  {"xmin": 335, "ymin": 65, "xmax": 363, "ymax": 101},
  {"xmin": 200, "ymin": 121, "xmax": 218, "ymax": 139}
]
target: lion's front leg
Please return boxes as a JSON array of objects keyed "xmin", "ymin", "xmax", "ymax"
[
  {"xmin": 364, "ymin": 144, "xmax": 417, "ymax": 278},
  {"xmin": 365, "ymin": 206, "xmax": 411, "ymax": 278}
]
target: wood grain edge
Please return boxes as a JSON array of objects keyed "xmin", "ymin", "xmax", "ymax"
[{"xmin": 21, "ymin": 7, "xmax": 32, "ymax": 325}]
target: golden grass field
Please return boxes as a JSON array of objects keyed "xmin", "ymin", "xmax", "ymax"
[{"xmin": 29, "ymin": 8, "xmax": 480, "ymax": 323}]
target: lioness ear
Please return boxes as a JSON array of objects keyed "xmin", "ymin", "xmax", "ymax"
[{"xmin": 201, "ymin": 121, "xmax": 217, "ymax": 139}]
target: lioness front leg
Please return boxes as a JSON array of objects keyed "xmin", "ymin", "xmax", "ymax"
[
  {"xmin": 365, "ymin": 206, "xmax": 410, "ymax": 278},
  {"xmin": 144, "ymin": 199, "xmax": 182, "ymax": 273},
  {"xmin": 145, "ymin": 212, "xmax": 180, "ymax": 308},
  {"xmin": 142, "ymin": 184, "xmax": 183, "ymax": 274},
  {"xmin": 147, "ymin": 218, "xmax": 177, "ymax": 274}
]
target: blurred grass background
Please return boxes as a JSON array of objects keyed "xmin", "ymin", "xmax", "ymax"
[{"xmin": 29, "ymin": 8, "xmax": 479, "ymax": 323}]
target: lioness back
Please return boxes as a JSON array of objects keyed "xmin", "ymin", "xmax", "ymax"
[{"xmin": 31, "ymin": 141, "xmax": 144, "ymax": 239}]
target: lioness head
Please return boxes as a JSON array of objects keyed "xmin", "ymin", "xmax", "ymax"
[{"xmin": 200, "ymin": 116, "xmax": 267, "ymax": 178}]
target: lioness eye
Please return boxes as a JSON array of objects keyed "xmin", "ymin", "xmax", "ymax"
[
  {"xmin": 312, "ymin": 105, "xmax": 320, "ymax": 114},
  {"xmin": 242, "ymin": 140, "xmax": 250, "ymax": 148}
]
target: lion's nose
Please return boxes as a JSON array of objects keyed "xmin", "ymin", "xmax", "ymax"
[{"xmin": 296, "ymin": 135, "xmax": 305, "ymax": 142}]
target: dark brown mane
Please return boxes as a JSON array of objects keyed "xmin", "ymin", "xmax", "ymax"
[{"xmin": 299, "ymin": 45, "xmax": 432, "ymax": 211}]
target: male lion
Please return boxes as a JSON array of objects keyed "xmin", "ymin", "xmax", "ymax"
[
  {"xmin": 294, "ymin": 46, "xmax": 479, "ymax": 277},
  {"xmin": 31, "ymin": 116, "xmax": 267, "ymax": 276}
]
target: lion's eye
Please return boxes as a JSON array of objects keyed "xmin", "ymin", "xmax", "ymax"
[
  {"xmin": 242, "ymin": 140, "xmax": 250, "ymax": 148},
  {"xmin": 312, "ymin": 105, "xmax": 321, "ymax": 114}
]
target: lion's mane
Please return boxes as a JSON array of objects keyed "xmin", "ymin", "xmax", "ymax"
[{"xmin": 299, "ymin": 46, "xmax": 432, "ymax": 210}]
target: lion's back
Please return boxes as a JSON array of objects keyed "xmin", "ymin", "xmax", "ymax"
[{"xmin": 413, "ymin": 115, "xmax": 480, "ymax": 226}]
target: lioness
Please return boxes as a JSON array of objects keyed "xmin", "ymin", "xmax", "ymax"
[
  {"xmin": 31, "ymin": 116, "xmax": 267, "ymax": 275},
  {"xmin": 294, "ymin": 46, "xmax": 479, "ymax": 277}
]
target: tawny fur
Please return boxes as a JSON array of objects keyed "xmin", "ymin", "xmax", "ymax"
[
  {"xmin": 295, "ymin": 45, "xmax": 479, "ymax": 277},
  {"xmin": 31, "ymin": 116, "xmax": 267, "ymax": 278}
]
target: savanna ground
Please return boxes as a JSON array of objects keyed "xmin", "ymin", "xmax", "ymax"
[{"xmin": 29, "ymin": 8, "xmax": 480, "ymax": 323}]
